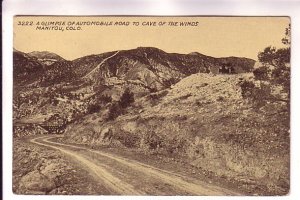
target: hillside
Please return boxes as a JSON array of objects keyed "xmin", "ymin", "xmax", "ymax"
[
  {"xmin": 12, "ymin": 47, "xmax": 289, "ymax": 195},
  {"xmin": 63, "ymin": 73, "xmax": 289, "ymax": 195},
  {"xmin": 28, "ymin": 51, "xmax": 65, "ymax": 62},
  {"xmin": 14, "ymin": 47, "xmax": 255, "ymax": 88},
  {"xmin": 79, "ymin": 47, "xmax": 255, "ymax": 90},
  {"xmin": 13, "ymin": 47, "xmax": 255, "ymax": 122},
  {"xmin": 13, "ymin": 50, "xmax": 44, "ymax": 86}
]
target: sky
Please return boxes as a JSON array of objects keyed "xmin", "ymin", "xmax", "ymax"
[{"xmin": 14, "ymin": 16, "xmax": 290, "ymax": 60}]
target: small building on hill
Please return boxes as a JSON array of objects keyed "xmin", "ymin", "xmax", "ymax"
[{"xmin": 210, "ymin": 64, "xmax": 235, "ymax": 74}]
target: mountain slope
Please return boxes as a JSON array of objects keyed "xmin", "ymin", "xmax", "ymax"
[
  {"xmin": 14, "ymin": 47, "xmax": 255, "ymax": 89},
  {"xmin": 13, "ymin": 50, "xmax": 44, "ymax": 86},
  {"xmin": 12, "ymin": 47, "xmax": 256, "ymax": 125},
  {"xmin": 63, "ymin": 73, "xmax": 289, "ymax": 195},
  {"xmin": 28, "ymin": 51, "xmax": 66, "ymax": 66},
  {"xmin": 12, "ymin": 47, "xmax": 288, "ymax": 195},
  {"xmin": 76, "ymin": 47, "xmax": 255, "ymax": 91}
]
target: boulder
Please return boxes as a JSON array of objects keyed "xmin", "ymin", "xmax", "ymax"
[
  {"xmin": 18, "ymin": 170, "xmax": 56, "ymax": 194},
  {"xmin": 40, "ymin": 162, "xmax": 64, "ymax": 180}
]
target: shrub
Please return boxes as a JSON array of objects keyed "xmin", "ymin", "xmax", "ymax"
[
  {"xmin": 119, "ymin": 88, "xmax": 134, "ymax": 108},
  {"xmin": 240, "ymin": 80, "xmax": 256, "ymax": 99},
  {"xmin": 106, "ymin": 89, "xmax": 134, "ymax": 121},
  {"xmin": 87, "ymin": 103, "xmax": 101, "ymax": 114},
  {"xmin": 253, "ymin": 66, "xmax": 270, "ymax": 81},
  {"xmin": 143, "ymin": 131, "xmax": 163, "ymax": 150},
  {"xmin": 107, "ymin": 102, "xmax": 122, "ymax": 121},
  {"xmin": 164, "ymin": 135, "xmax": 187, "ymax": 154},
  {"xmin": 163, "ymin": 77, "xmax": 179, "ymax": 88},
  {"xmin": 149, "ymin": 88, "xmax": 158, "ymax": 93},
  {"xmin": 240, "ymin": 80, "xmax": 272, "ymax": 108},
  {"xmin": 114, "ymin": 132, "xmax": 140, "ymax": 148},
  {"xmin": 98, "ymin": 95, "xmax": 112, "ymax": 104}
]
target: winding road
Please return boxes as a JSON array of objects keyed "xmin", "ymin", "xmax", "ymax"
[
  {"xmin": 82, "ymin": 50, "xmax": 120, "ymax": 79},
  {"xmin": 31, "ymin": 135, "xmax": 241, "ymax": 195}
]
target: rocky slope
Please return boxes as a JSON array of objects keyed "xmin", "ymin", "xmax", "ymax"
[
  {"xmin": 13, "ymin": 47, "xmax": 255, "ymax": 121},
  {"xmin": 13, "ymin": 137, "xmax": 110, "ymax": 194},
  {"xmin": 13, "ymin": 50, "xmax": 44, "ymax": 86},
  {"xmin": 13, "ymin": 47, "xmax": 290, "ymax": 195},
  {"xmin": 14, "ymin": 47, "xmax": 255, "ymax": 88},
  {"xmin": 28, "ymin": 51, "xmax": 65, "ymax": 66},
  {"xmin": 63, "ymin": 73, "xmax": 289, "ymax": 195},
  {"xmin": 72, "ymin": 47, "xmax": 254, "ymax": 91}
]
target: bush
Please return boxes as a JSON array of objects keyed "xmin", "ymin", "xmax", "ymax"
[
  {"xmin": 240, "ymin": 80, "xmax": 256, "ymax": 99},
  {"xmin": 163, "ymin": 77, "xmax": 179, "ymax": 88},
  {"xmin": 240, "ymin": 80, "xmax": 272, "ymax": 107},
  {"xmin": 87, "ymin": 103, "xmax": 101, "ymax": 114},
  {"xmin": 253, "ymin": 66, "xmax": 270, "ymax": 81},
  {"xmin": 98, "ymin": 95, "xmax": 112, "ymax": 104},
  {"xmin": 143, "ymin": 131, "xmax": 163, "ymax": 150},
  {"xmin": 149, "ymin": 87, "xmax": 158, "ymax": 93},
  {"xmin": 114, "ymin": 132, "xmax": 141, "ymax": 148},
  {"xmin": 106, "ymin": 88, "xmax": 134, "ymax": 121},
  {"xmin": 107, "ymin": 102, "xmax": 122, "ymax": 121},
  {"xmin": 164, "ymin": 135, "xmax": 187, "ymax": 154},
  {"xmin": 119, "ymin": 88, "xmax": 134, "ymax": 108}
]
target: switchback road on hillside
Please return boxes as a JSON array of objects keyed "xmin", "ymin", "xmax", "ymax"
[
  {"xmin": 82, "ymin": 50, "xmax": 120, "ymax": 79},
  {"xmin": 31, "ymin": 135, "xmax": 241, "ymax": 195}
]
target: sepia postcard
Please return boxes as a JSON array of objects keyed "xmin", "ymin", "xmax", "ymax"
[{"xmin": 12, "ymin": 16, "xmax": 290, "ymax": 196}]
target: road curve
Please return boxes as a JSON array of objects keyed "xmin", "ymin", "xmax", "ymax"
[{"xmin": 31, "ymin": 135, "xmax": 241, "ymax": 196}]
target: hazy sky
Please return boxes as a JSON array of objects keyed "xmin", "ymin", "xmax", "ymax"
[{"xmin": 14, "ymin": 16, "xmax": 290, "ymax": 60}]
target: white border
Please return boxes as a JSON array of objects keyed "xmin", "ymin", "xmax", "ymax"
[{"xmin": 3, "ymin": 0, "xmax": 300, "ymax": 200}]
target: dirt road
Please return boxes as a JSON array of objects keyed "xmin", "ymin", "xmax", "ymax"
[
  {"xmin": 31, "ymin": 135, "xmax": 241, "ymax": 195},
  {"xmin": 82, "ymin": 50, "xmax": 120, "ymax": 79}
]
